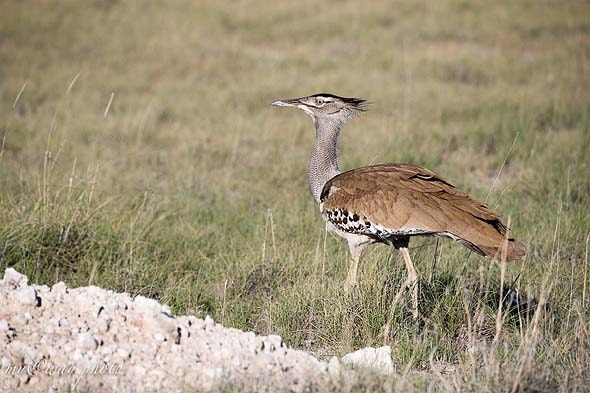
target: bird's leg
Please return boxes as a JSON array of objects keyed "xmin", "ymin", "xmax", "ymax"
[
  {"xmin": 401, "ymin": 247, "xmax": 419, "ymax": 319},
  {"xmin": 344, "ymin": 242, "xmax": 367, "ymax": 295}
]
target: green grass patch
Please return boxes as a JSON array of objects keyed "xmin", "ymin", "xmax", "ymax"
[{"xmin": 1, "ymin": 0, "xmax": 589, "ymax": 391}]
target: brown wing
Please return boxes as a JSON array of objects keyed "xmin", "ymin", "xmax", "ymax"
[{"xmin": 320, "ymin": 164, "xmax": 526, "ymax": 260}]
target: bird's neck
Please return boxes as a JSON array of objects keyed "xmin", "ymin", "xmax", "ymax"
[{"xmin": 308, "ymin": 117, "xmax": 342, "ymax": 204}]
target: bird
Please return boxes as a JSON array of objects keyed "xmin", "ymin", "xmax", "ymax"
[{"xmin": 271, "ymin": 93, "xmax": 526, "ymax": 318}]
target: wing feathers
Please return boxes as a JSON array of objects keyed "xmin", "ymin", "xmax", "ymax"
[{"xmin": 321, "ymin": 164, "xmax": 526, "ymax": 260}]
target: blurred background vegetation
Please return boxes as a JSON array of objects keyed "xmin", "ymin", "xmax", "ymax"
[{"xmin": 1, "ymin": 0, "xmax": 589, "ymax": 390}]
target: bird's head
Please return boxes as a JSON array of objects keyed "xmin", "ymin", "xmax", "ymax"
[{"xmin": 271, "ymin": 93, "xmax": 367, "ymax": 124}]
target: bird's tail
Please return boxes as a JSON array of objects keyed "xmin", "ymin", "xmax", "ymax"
[
  {"xmin": 477, "ymin": 239, "xmax": 527, "ymax": 261},
  {"xmin": 452, "ymin": 219, "xmax": 527, "ymax": 261}
]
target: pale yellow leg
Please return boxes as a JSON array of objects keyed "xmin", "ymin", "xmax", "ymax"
[
  {"xmin": 344, "ymin": 243, "xmax": 366, "ymax": 294},
  {"xmin": 401, "ymin": 247, "xmax": 419, "ymax": 319}
]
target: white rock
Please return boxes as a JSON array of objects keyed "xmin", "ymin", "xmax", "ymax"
[
  {"xmin": 2, "ymin": 268, "xmax": 28, "ymax": 287},
  {"xmin": 1, "ymin": 356, "xmax": 11, "ymax": 368},
  {"xmin": 327, "ymin": 356, "xmax": 341, "ymax": 376},
  {"xmin": 114, "ymin": 347, "xmax": 127, "ymax": 360},
  {"xmin": 76, "ymin": 332, "xmax": 98, "ymax": 351},
  {"xmin": 266, "ymin": 334, "xmax": 284, "ymax": 349},
  {"xmin": 15, "ymin": 286, "xmax": 37, "ymax": 306},
  {"xmin": 133, "ymin": 296, "xmax": 162, "ymax": 313},
  {"xmin": 0, "ymin": 268, "xmax": 339, "ymax": 392},
  {"xmin": 341, "ymin": 346, "xmax": 395, "ymax": 374},
  {"xmin": 129, "ymin": 365, "xmax": 146, "ymax": 378}
]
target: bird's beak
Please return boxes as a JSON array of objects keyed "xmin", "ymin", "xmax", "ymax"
[{"xmin": 271, "ymin": 98, "xmax": 300, "ymax": 107}]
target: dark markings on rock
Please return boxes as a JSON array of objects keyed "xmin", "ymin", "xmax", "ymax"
[
  {"xmin": 34, "ymin": 290, "xmax": 42, "ymax": 307},
  {"xmin": 175, "ymin": 327, "xmax": 182, "ymax": 345},
  {"xmin": 98, "ymin": 306, "xmax": 105, "ymax": 316}
]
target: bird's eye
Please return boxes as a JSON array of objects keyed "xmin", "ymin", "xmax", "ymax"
[{"xmin": 316, "ymin": 98, "xmax": 325, "ymax": 106}]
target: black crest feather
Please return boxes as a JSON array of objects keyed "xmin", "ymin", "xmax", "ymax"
[{"xmin": 311, "ymin": 93, "xmax": 368, "ymax": 111}]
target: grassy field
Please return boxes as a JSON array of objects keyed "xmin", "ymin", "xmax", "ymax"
[{"xmin": 1, "ymin": 0, "xmax": 589, "ymax": 391}]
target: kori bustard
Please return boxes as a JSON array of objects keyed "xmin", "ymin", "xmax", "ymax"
[{"xmin": 272, "ymin": 93, "xmax": 526, "ymax": 318}]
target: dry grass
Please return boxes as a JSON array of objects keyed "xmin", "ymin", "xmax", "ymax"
[{"xmin": 1, "ymin": 0, "xmax": 589, "ymax": 391}]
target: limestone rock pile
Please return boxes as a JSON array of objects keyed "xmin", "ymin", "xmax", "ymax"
[{"xmin": 0, "ymin": 268, "xmax": 338, "ymax": 392}]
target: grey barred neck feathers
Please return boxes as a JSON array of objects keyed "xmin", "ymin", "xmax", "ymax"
[
  {"xmin": 307, "ymin": 116, "xmax": 341, "ymax": 204},
  {"xmin": 270, "ymin": 93, "xmax": 367, "ymax": 204}
]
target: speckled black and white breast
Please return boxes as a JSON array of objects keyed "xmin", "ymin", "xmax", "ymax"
[
  {"xmin": 323, "ymin": 208, "xmax": 370, "ymax": 234},
  {"xmin": 321, "ymin": 207, "xmax": 431, "ymax": 241}
]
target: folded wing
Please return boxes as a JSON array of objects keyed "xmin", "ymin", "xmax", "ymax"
[{"xmin": 320, "ymin": 164, "xmax": 526, "ymax": 260}]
